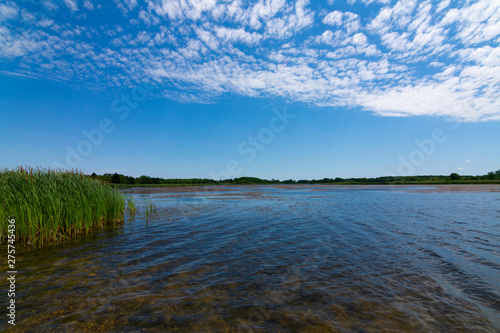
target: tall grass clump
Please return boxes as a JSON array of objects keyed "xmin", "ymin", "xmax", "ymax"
[{"xmin": 0, "ymin": 167, "xmax": 126, "ymax": 246}]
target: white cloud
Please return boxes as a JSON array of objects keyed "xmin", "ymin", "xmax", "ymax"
[
  {"xmin": 465, "ymin": 160, "xmax": 472, "ymax": 163},
  {"xmin": 195, "ymin": 28, "xmax": 220, "ymax": 51},
  {"xmin": 436, "ymin": 0, "xmax": 450, "ymax": 12},
  {"xmin": 352, "ymin": 32, "xmax": 367, "ymax": 45},
  {"xmin": 349, "ymin": 0, "xmax": 391, "ymax": 4},
  {"xmin": 138, "ymin": 9, "xmax": 160, "ymax": 25},
  {"xmin": 323, "ymin": 10, "xmax": 360, "ymax": 34},
  {"xmin": 148, "ymin": 0, "xmax": 217, "ymax": 20},
  {"xmin": 249, "ymin": 0, "xmax": 285, "ymax": 29},
  {"xmin": 124, "ymin": 0, "xmax": 138, "ymax": 11},
  {"xmin": 457, "ymin": 46, "xmax": 500, "ymax": 66},
  {"xmin": 440, "ymin": 0, "xmax": 500, "ymax": 46},
  {"xmin": 263, "ymin": 0, "xmax": 314, "ymax": 39},
  {"xmin": 358, "ymin": 72, "xmax": 500, "ymax": 121},
  {"xmin": 323, "ymin": 11, "xmax": 343, "ymax": 26},
  {"xmin": 62, "ymin": 0, "xmax": 79, "ymax": 12},
  {"xmin": 1, "ymin": 0, "xmax": 499, "ymax": 122},
  {"xmin": 83, "ymin": 1, "xmax": 94, "ymax": 11},
  {"xmin": 0, "ymin": 26, "xmax": 44, "ymax": 58},
  {"xmin": 0, "ymin": 2, "xmax": 18, "ymax": 22},
  {"xmin": 429, "ymin": 61, "xmax": 444, "ymax": 68},
  {"xmin": 214, "ymin": 27, "xmax": 261, "ymax": 45}
]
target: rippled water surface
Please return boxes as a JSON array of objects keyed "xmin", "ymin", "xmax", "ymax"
[{"xmin": 3, "ymin": 185, "xmax": 500, "ymax": 332}]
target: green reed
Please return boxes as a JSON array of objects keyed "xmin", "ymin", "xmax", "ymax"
[
  {"xmin": 0, "ymin": 167, "xmax": 126, "ymax": 246},
  {"xmin": 127, "ymin": 197, "xmax": 137, "ymax": 216},
  {"xmin": 143, "ymin": 200, "xmax": 156, "ymax": 221}
]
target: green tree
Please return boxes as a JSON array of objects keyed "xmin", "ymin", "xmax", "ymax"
[
  {"xmin": 111, "ymin": 173, "xmax": 121, "ymax": 183},
  {"xmin": 138, "ymin": 175, "xmax": 153, "ymax": 184},
  {"xmin": 450, "ymin": 173, "xmax": 460, "ymax": 181}
]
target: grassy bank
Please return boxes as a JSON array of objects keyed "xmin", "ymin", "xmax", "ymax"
[{"xmin": 0, "ymin": 167, "xmax": 126, "ymax": 246}]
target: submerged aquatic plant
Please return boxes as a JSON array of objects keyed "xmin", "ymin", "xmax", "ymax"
[{"xmin": 0, "ymin": 167, "xmax": 126, "ymax": 246}]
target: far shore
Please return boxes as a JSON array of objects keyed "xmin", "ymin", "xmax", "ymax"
[{"xmin": 120, "ymin": 183, "xmax": 500, "ymax": 194}]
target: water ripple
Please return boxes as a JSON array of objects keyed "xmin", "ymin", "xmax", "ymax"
[{"xmin": 4, "ymin": 186, "xmax": 500, "ymax": 332}]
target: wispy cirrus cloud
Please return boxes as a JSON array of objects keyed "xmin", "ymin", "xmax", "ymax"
[{"xmin": 0, "ymin": 0, "xmax": 499, "ymax": 121}]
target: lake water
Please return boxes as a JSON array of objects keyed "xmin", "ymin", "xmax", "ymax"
[{"xmin": 3, "ymin": 185, "xmax": 500, "ymax": 332}]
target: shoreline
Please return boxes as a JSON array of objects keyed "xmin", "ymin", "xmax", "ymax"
[{"xmin": 120, "ymin": 183, "xmax": 500, "ymax": 194}]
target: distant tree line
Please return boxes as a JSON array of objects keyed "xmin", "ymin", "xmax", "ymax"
[{"xmin": 89, "ymin": 170, "xmax": 500, "ymax": 186}]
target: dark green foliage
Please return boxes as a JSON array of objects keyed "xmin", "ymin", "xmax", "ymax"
[
  {"xmin": 139, "ymin": 175, "xmax": 153, "ymax": 184},
  {"xmin": 111, "ymin": 173, "xmax": 121, "ymax": 184},
  {"xmin": 228, "ymin": 177, "xmax": 272, "ymax": 184},
  {"xmin": 94, "ymin": 170, "xmax": 500, "ymax": 186}
]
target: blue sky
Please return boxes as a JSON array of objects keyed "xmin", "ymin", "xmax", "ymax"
[{"xmin": 0, "ymin": 0, "xmax": 499, "ymax": 179}]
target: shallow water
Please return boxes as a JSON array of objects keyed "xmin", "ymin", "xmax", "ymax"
[{"xmin": 3, "ymin": 185, "xmax": 500, "ymax": 332}]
